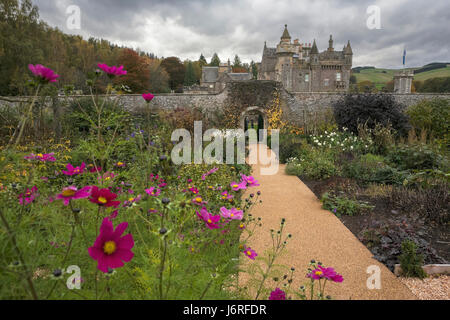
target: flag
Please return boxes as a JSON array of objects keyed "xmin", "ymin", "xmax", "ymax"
[{"xmin": 403, "ymin": 49, "xmax": 406, "ymax": 66}]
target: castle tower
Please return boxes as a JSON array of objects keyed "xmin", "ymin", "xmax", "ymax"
[
  {"xmin": 328, "ymin": 35, "xmax": 334, "ymax": 52},
  {"xmin": 344, "ymin": 40, "xmax": 353, "ymax": 66},
  {"xmin": 394, "ymin": 70, "xmax": 414, "ymax": 93}
]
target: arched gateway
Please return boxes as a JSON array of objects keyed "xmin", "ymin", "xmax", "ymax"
[{"xmin": 240, "ymin": 106, "xmax": 268, "ymax": 142}]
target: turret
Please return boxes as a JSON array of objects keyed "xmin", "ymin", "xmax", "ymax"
[
  {"xmin": 281, "ymin": 24, "xmax": 291, "ymax": 43},
  {"xmin": 328, "ymin": 35, "xmax": 334, "ymax": 52},
  {"xmin": 310, "ymin": 39, "xmax": 319, "ymax": 64},
  {"xmin": 344, "ymin": 40, "xmax": 353, "ymax": 65}
]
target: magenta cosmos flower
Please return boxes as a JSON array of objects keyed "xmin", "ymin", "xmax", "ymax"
[
  {"xmin": 142, "ymin": 93, "xmax": 155, "ymax": 103},
  {"xmin": 56, "ymin": 186, "xmax": 92, "ymax": 206},
  {"xmin": 18, "ymin": 186, "xmax": 39, "ymax": 206},
  {"xmin": 269, "ymin": 288, "xmax": 286, "ymax": 300},
  {"xmin": 307, "ymin": 265, "xmax": 344, "ymax": 283},
  {"xmin": 220, "ymin": 207, "xmax": 243, "ymax": 221},
  {"xmin": 145, "ymin": 187, "xmax": 161, "ymax": 197},
  {"xmin": 196, "ymin": 207, "xmax": 221, "ymax": 230},
  {"xmin": 221, "ymin": 191, "xmax": 234, "ymax": 201},
  {"xmin": 28, "ymin": 64, "xmax": 59, "ymax": 83},
  {"xmin": 88, "ymin": 218, "xmax": 134, "ymax": 273},
  {"xmin": 98, "ymin": 63, "xmax": 127, "ymax": 77},
  {"xmin": 243, "ymin": 246, "xmax": 258, "ymax": 260},
  {"xmin": 62, "ymin": 162, "xmax": 86, "ymax": 176},
  {"xmin": 230, "ymin": 181, "xmax": 247, "ymax": 191},
  {"xmin": 24, "ymin": 153, "xmax": 56, "ymax": 162},
  {"xmin": 89, "ymin": 186, "xmax": 121, "ymax": 208},
  {"xmin": 241, "ymin": 174, "xmax": 260, "ymax": 187}
]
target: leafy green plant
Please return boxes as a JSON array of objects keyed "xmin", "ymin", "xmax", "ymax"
[
  {"xmin": 399, "ymin": 240, "xmax": 427, "ymax": 279},
  {"xmin": 387, "ymin": 144, "xmax": 446, "ymax": 171},
  {"xmin": 406, "ymin": 98, "xmax": 449, "ymax": 143},
  {"xmin": 321, "ymin": 192, "xmax": 374, "ymax": 217}
]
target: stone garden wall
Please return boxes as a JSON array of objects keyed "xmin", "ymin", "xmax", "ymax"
[{"xmin": 1, "ymin": 82, "xmax": 449, "ymax": 128}]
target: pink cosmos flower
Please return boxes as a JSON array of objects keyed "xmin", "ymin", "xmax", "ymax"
[
  {"xmin": 241, "ymin": 174, "xmax": 260, "ymax": 187},
  {"xmin": 221, "ymin": 191, "xmax": 234, "ymax": 201},
  {"xmin": 24, "ymin": 153, "xmax": 56, "ymax": 162},
  {"xmin": 89, "ymin": 165, "xmax": 102, "ymax": 173},
  {"xmin": 56, "ymin": 186, "xmax": 92, "ymax": 206},
  {"xmin": 145, "ymin": 187, "xmax": 161, "ymax": 197},
  {"xmin": 201, "ymin": 167, "xmax": 219, "ymax": 180},
  {"xmin": 220, "ymin": 207, "xmax": 244, "ymax": 220},
  {"xmin": 115, "ymin": 161, "xmax": 126, "ymax": 168},
  {"xmin": 142, "ymin": 93, "xmax": 155, "ymax": 103},
  {"xmin": 230, "ymin": 181, "xmax": 247, "ymax": 191},
  {"xmin": 62, "ymin": 163, "xmax": 86, "ymax": 176},
  {"xmin": 28, "ymin": 64, "xmax": 59, "ymax": 83},
  {"xmin": 243, "ymin": 246, "xmax": 258, "ymax": 260},
  {"xmin": 88, "ymin": 218, "xmax": 134, "ymax": 273},
  {"xmin": 307, "ymin": 265, "xmax": 344, "ymax": 283},
  {"xmin": 269, "ymin": 288, "xmax": 286, "ymax": 300},
  {"xmin": 97, "ymin": 63, "xmax": 127, "ymax": 77},
  {"xmin": 196, "ymin": 207, "xmax": 221, "ymax": 230},
  {"xmin": 18, "ymin": 186, "xmax": 39, "ymax": 206},
  {"xmin": 192, "ymin": 196, "xmax": 208, "ymax": 206},
  {"xmin": 98, "ymin": 171, "xmax": 116, "ymax": 184},
  {"xmin": 123, "ymin": 195, "xmax": 142, "ymax": 207}
]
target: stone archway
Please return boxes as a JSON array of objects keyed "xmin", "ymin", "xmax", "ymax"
[{"xmin": 240, "ymin": 106, "xmax": 268, "ymax": 142}]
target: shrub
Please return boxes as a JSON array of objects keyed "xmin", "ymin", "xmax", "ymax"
[
  {"xmin": 321, "ymin": 192, "xmax": 374, "ymax": 217},
  {"xmin": 387, "ymin": 144, "xmax": 445, "ymax": 171},
  {"xmin": 285, "ymin": 147, "xmax": 338, "ymax": 180},
  {"xmin": 277, "ymin": 133, "xmax": 304, "ymax": 164},
  {"xmin": 399, "ymin": 240, "xmax": 427, "ymax": 279},
  {"xmin": 343, "ymin": 154, "xmax": 407, "ymax": 185},
  {"xmin": 406, "ymin": 98, "xmax": 449, "ymax": 144},
  {"xmin": 333, "ymin": 93, "xmax": 410, "ymax": 136},
  {"xmin": 388, "ymin": 184, "xmax": 449, "ymax": 225}
]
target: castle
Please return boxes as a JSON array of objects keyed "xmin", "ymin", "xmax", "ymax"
[
  {"xmin": 199, "ymin": 24, "xmax": 353, "ymax": 93},
  {"xmin": 258, "ymin": 25, "xmax": 353, "ymax": 92}
]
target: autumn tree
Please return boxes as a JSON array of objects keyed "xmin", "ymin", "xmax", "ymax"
[
  {"xmin": 148, "ymin": 59, "xmax": 170, "ymax": 93},
  {"xmin": 160, "ymin": 57, "xmax": 186, "ymax": 91},
  {"xmin": 114, "ymin": 48, "xmax": 150, "ymax": 93}
]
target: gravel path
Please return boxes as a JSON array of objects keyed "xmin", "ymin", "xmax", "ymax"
[
  {"xmin": 400, "ymin": 276, "xmax": 449, "ymax": 300},
  {"xmin": 239, "ymin": 144, "xmax": 416, "ymax": 300}
]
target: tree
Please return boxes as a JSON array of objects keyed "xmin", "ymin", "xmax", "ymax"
[
  {"xmin": 114, "ymin": 48, "xmax": 150, "ymax": 93},
  {"xmin": 210, "ymin": 53, "xmax": 220, "ymax": 67},
  {"xmin": 148, "ymin": 59, "xmax": 170, "ymax": 93},
  {"xmin": 233, "ymin": 55, "xmax": 242, "ymax": 69},
  {"xmin": 160, "ymin": 57, "xmax": 185, "ymax": 91},
  {"xmin": 250, "ymin": 60, "xmax": 258, "ymax": 79},
  {"xmin": 184, "ymin": 61, "xmax": 197, "ymax": 86},
  {"xmin": 199, "ymin": 54, "xmax": 207, "ymax": 66}
]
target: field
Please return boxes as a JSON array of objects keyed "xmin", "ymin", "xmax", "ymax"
[{"xmin": 354, "ymin": 65, "xmax": 450, "ymax": 90}]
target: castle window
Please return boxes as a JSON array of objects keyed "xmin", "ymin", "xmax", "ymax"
[
  {"xmin": 336, "ymin": 72, "xmax": 341, "ymax": 81},
  {"xmin": 305, "ymin": 74, "xmax": 309, "ymax": 82},
  {"xmin": 324, "ymin": 79, "xmax": 329, "ymax": 86}
]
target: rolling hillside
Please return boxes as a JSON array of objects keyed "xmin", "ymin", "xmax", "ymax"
[{"xmin": 353, "ymin": 64, "xmax": 450, "ymax": 90}]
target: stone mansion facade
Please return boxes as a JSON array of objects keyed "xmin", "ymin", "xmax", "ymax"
[{"xmin": 258, "ymin": 25, "xmax": 353, "ymax": 92}]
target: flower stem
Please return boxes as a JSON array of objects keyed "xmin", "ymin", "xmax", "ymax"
[{"xmin": 0, "ymin": 209, "xmax": 38, "ymax": 300}]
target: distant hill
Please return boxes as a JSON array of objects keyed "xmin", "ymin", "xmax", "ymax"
[{"xmin": 352, "ymin": 63, "xmax": 450, "ymax": 90}]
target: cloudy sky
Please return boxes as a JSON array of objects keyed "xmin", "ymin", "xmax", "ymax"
[{"xmin": 33, "ymin": 0, "xmax": 449, "ymax": 68}]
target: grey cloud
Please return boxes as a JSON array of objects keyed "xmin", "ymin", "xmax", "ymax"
[{"xmin": 33, "ymin": 0, "xmax": 450, "ymax": 68}]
